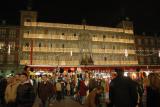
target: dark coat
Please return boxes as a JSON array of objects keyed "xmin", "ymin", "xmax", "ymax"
[
  {"xmin": 0, "ymin": 78, "xmax": 7, "ymax": 105},
  {"xmin": 38, "ymin": 81, "xmax": 53, "ymax": 101},
  {"xmin": 79, "ymin": 81, "xmax": 88, "ymax": 96},
  {"xmin": 109, "ymin": 76, "xmax": 138, "ymax": 107},
  {"xmin": 146, "ymin": 86, "xmax": 160, "ymax": 107},
  {"xmin": 16, "ymin": 82, "xmax": 36, "ymax": 107}
]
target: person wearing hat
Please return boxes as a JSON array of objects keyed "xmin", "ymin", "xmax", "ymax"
[{"xmin": 109, "ymin": 68, "xmax": 138, "ymax": 107}]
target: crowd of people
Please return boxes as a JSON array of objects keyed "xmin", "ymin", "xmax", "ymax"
[{"xmin": 0, "ymin": 68, "xmax": 160, "ymax": 107}]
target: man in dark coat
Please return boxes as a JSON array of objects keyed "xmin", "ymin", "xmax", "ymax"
[
  {"xmin": 109, "ymin": 68, "xmax": 138, "ymax": 107},
  {"xmin": 38, "ymin": 75, "xmax": 53, "ymax": 107},
  {"xmin": 16, "ymin": 73, "xmax": 36, "ymax": 107}
]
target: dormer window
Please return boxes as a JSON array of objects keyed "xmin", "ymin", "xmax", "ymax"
[{"xmin": 26, "ymin": 19, "xmax": 31, "ymax": 22}]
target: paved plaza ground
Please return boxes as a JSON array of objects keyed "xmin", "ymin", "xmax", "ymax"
[{"xmin": 33, "ymin": 96, "xmax": 85, "ymax": 107}]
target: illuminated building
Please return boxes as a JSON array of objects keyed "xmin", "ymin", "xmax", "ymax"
[
  {"xmin": 0, "ymin": 21, "xmax": 20, "ymax": 75},
  {"xmin": 135, "ymin": 34, "xmax": 160, "ymax": 65},
  {"xmin": 20, "ymin": 10, "xmax": 138, "ymax": 67}
]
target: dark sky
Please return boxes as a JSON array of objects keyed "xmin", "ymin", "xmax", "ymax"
[{"xmin": 0, "ymin": 0, "xmax": 160, "ymax": 35}]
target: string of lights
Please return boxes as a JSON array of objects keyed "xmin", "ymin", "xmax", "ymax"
[
  {"xmin": 5, "ymin": 44, "xmax": 160, "ymax": 57},
  {"xmin": 125, "ymin": 49, "xmax": 160, "ymax": 57}
]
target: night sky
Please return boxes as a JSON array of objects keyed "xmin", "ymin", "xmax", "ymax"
[{"xmin": 0, "ymin": 0, "xmax": 160, "ymax": 35}]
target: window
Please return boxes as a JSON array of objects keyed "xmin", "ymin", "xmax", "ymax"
[
  {"xmin": 74, "ymin": 33, "xmax": 76, "ymax": 36},
  {"xmin": 144, "ymin": 39, "xmax": 148, "ymax": 45},
  {"xmin": 103, "ymin": 35, "xmax": 106, "ymax": 39},
  {"xmin": 9, "ymin": 42, "xmax": 15, "ymax": 50},
  {"xmin": 150, "ymin": 39, "xmax": 154, "ymax": 46},
  {"xmin": 147, "ymin": 57, "xmax": 151, "ymax": 64},
  {"xmin": 113, "ymin": 45, "xmax": 115, "ymax": 50},
  {"xmin": 26, "ymin": 18, "xmax": 31, "ymax": 22},
  {"xmin": 62, "ymin": 44, "xmax": 64, "ymax": 48},
  {"xmin": 25, "ymin": 42, "xmax": 29, "ymax": 47},
  {"xmin": 104, "ymin": 57, "xmax": 107, "ymax": 61},
  {"xmin": 39, "ymin": 43, "xmax": 41, "ymax": 48},
  {"xmin": 25, "ymin": 30, "xmax": 30, "ymax": 35},
  {"xmin": 7, "ymin": 55, "xmax": 14, "ymax": 64},
  {"xmin": 0, "ymin": 55, "xmax": 3, "ymax": 62},
  {"xmin": 9, "ymin": 29, "xmax": 16, "ymax": 36},
  {"xmin": 153, "ymin": 57, "xmax": 157, "ymax": 64},
  {"xmin": 0, "ymin": 29, "xmax": 6, "ymax": 34},
  {"xmin": 50, "ymin": 43, "xmax": 52, "ymax": 48},
  {"xmin": 0, "ymin": 42, "xmax": 4, "ymax": 49},
  {"xmin": 137, "ymin": 39, "xmax": 141, "ymax": 45},
  {"xmin": 44, "ymin": 30, "xmax": 48, "ymax": 34}
]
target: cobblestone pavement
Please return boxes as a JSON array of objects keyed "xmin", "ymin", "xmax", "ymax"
[
  {"xmin": 49, "ymin": 97, "xmax": 85, "ymax": 107},
  {"xmin": 33, "ymin": 96, "xmax": 85, "ymax": 107}
]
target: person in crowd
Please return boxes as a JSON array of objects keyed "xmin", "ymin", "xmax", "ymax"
[
  {"xmin": 38, "ymin": 74, "xmax": 54, "ymax": 107},
  {"xmin": 99, "ymin": 79, "xmax": 107, "ymax": 107},
  {"xmin": 146, "ymin": 73, "xmax": 160, "ymax": 107},
  {"xmin": 109, "ymin": 68, "xmax": 138, "ymax": 107},
  {"xmin": 86, "ymin": 86, "xmax": 104, "ymax": 107},
  {"xmin": 61, "ymin": 79, "xmax": 66, "ymax": 99},
  {"xmin": 128, "ymin": 72, "xmax": 144, "ymax": 107},
  {"xmin": 0, "ymin": 76, "xmax": 8, "ymax": 107},
  {"xmin": 0, "ymin": 76, "xmax": 13, "ymax": 107},
  {"xmin": 79, "ymin": 79, "xmax": 88, "ymax": 105},
  {"xmin": 70, "ymin": 80, "xmax": 75, "ymax": 96},
  {"xmin": 88, "ymin": 78, "xmax": 97, "ymax": 92},
  {"xmin": 66, "ymin": 81, "xmax": 71, "ymax": 96},
  {"xmin": 56, "ymin": 79, "xmax": 62, "ymax": 102},
  {"xmin": 5, "ymin": 74, "xmax": 21, "ymax": 107},
  {"xmin": 16, "ymin": 73, "xmax": 36, "ymax": 107}
]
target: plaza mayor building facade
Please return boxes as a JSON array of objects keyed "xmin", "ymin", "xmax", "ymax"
[{"xmin": 20, "ymin": 10, "xmax": 138, "ymax": 68}]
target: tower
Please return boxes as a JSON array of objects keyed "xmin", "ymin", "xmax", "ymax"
[
  {"xmin": 20, "ymin": 0, "xmax": 37, "ymax": 26},
  {"xmin": 80, "ymin": 19, "xmax": 94, "ymax": 65}
]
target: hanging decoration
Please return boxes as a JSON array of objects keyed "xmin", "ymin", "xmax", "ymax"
[
  {"xmin": 125, "ymin": 49, "xmax": 128, "ymax": 57},
  {"xmin": 8, "ymin": 44, "xmax": 11, "ymax": 55}
]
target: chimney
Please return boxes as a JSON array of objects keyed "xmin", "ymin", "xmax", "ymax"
[
  {"xmin": 1, "ymin": 20, "xmax": 6, "ymax": 25},
  {"xmin": 154, "ymin": 33, "xmax": 157, "ymax": 37},
  {"xmin": 142, "ymin": 32, "xmax": 146, "ymax": 36}
]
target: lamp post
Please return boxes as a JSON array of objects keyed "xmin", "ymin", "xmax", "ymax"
[{"xmin": 30, "ymin": 39, "xmax": 33, "ymax": 65}]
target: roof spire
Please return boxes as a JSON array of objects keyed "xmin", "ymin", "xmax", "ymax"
[
  {"xmin": 82, "ymin": 19, "xmax": 86, "ymax": 30},
  {"xmin": 27, "ymin": 0, "xmax": 32, "ymax": 10}
]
